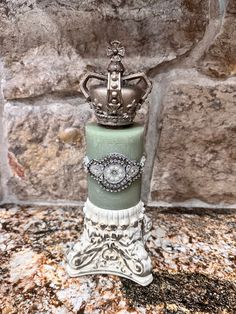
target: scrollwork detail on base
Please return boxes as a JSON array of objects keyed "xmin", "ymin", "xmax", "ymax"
[{"xmin": 66, "ymin": 199, "xmax": 153, "ymax": 286}]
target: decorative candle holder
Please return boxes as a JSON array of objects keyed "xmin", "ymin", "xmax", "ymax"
[{"xmin": 66, "ymin": 41, "xmax": 153, "ymax": 286}]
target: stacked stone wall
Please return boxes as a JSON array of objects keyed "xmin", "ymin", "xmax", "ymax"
[{"xmin": 0, "ymin": 0, "xmax": 235, "ymax": 208}]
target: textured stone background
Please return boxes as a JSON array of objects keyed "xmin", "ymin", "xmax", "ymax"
[
  {"xmin": 1, "ymin": 204, "xmax": 236, "ymax": 313},
  {"xmin": 0, "ymin": 0, "xmax": 236, "ymax": 208}
]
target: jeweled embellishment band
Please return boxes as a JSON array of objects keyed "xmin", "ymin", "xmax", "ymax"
[{"xmin": 84, "ymin": 153, "xmax": 146, "ymax": 192}]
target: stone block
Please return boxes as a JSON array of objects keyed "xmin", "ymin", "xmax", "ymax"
[
  {"xmin": 150, "ymin": 82, "xmax": 236, "ymax": 205},
  {"xmin": 5, "ymin": 100, "xmax": 93, "ymax": 201},
  {"xmin": 3, "ymin": 44, "xmax": 86, "ymax": 100},
  {"xmin": 200, "ymin": 0, "xmax": 236, "ymax": 78},
  {"xmin": 0, "ymin": 172, "xmax": 2, "ymax": 202},
  {"xmin": 0, "ymin": 0, "xmax": 209, "ymax": 99}
]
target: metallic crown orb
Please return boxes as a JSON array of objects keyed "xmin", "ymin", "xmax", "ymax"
[
  {"xmin": 84, "ymin": 153, "xmax": 146, "ymax": 192},
  {"xmin": 80, "ymin": 41, "xmax": 152, "ymax": 126}
]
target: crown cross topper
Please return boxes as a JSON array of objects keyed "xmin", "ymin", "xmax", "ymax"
[
  {"xmin": 80, "ymin": 41, "xmax": 152, "ymax": 127},
  {"xmin": 107, "ymin": 40, "xmax": 125, "ymax": 62}
]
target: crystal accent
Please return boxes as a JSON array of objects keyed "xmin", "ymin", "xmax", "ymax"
[
  {"xmin": 90, "ymin": 164, "xmax": 104, "ymax": 177},
  {"xmin": 84, "ymin": 153, "xmax": 146, "ymax": 192},
  {"xmin": 104, "ymin": 164, "xmax": 126, "ymax": 184}
]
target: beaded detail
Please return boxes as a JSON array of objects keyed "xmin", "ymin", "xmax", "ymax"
[{"xmin": 84, "ymin": 153, "xmax": 146, "ymax": 192}]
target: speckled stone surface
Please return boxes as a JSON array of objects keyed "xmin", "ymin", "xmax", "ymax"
[
  {"xmin": 0, "ymin": 205, "xmax": 235, "ymax": 314},
  {"xmin": 150, "ymin": 82, "xmax": 236, "ymax": 205}
]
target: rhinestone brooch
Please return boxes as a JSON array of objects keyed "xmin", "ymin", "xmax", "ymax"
[{"xmin": 84, "ymin": 153, "xmax": 146, "ymax": 192}]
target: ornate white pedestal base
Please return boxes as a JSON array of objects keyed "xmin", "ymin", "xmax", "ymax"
[{"xmin": 66, "ymin": 199, "xmax": 153, "ymax": 286}]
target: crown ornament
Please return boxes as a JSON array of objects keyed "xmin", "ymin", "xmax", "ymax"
[{"xmin": 80, "ymin": 41, "xmax": 152, "ymax": 126}]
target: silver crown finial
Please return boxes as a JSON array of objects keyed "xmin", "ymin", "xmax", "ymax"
[{"xmin": 80, "ymin": 42, "xmax": 152, "ymax": 127}]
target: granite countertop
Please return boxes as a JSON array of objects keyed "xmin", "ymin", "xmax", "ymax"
[{"xmin": 0, "ymin": 205, "xmax": 235, "ymax": 314}]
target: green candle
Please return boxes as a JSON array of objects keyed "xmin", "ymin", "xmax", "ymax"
[{"xmin": 86, "ymin": 122, "xmax": 144, "ymax": 210}]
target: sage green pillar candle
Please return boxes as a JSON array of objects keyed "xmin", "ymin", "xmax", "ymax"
[{"xmin": 86, "ymin": 122, "xmax": 144, "ymax": 210}]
